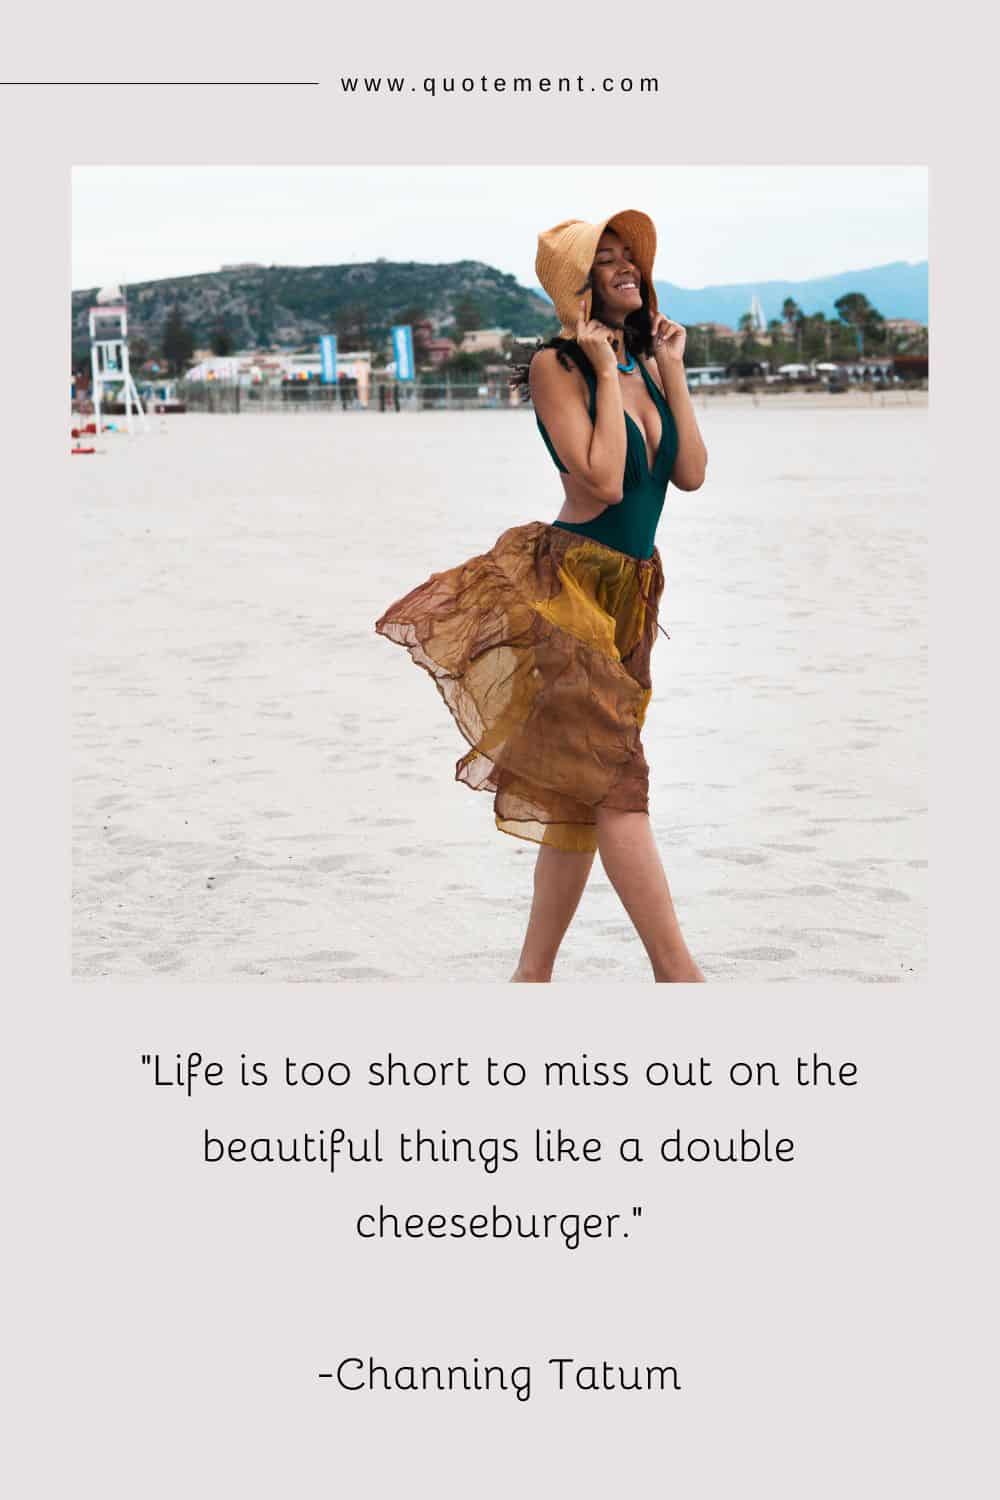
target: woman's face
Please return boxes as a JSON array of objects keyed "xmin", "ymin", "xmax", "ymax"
[{"xmin": 590, "ymin": 229, "xmax": 643, "ymax": 323}]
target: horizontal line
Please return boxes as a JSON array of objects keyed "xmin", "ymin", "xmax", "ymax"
[{"xmin": 0, "ymin": 81, "xmax": 320, "ymax": 86}]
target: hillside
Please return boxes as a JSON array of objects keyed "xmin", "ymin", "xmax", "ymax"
[
  {"xmin": 71, "ymin": 255, "xmax": 928, "ymax": 362},
  {"xmin": 70, "ymin": 260, "xmax": 557, "ymax": 360}
]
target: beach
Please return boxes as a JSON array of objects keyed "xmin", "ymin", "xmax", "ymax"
[{"xmin": 72, "ymin": 393, "xmax": 928, "ymax": 982}]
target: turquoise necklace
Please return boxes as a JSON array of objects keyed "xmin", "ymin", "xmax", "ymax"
[{"xmin": 612, "ymin": 335, "xmax": 636, "ymax": 373}]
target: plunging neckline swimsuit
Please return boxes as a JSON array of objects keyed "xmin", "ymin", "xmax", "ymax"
[{"xmin": 534, "ymin": 355, "xmax": 679, "ymax": 560}]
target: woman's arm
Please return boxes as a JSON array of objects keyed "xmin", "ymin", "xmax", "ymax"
[
  {"xmin": 649, "ymin": 318, "xmax": 708, "ymax": 492},
  {"xmin": 530, "ymin": 343, "xmax": 628, "ymax": 505}
]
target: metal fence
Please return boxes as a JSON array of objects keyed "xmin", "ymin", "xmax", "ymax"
[
  {"xmin": 177, "ymin": 380, "xmax": 521, "ymax": 414},
  {"xmin": 85, "ymin": 377, "xmax": 926, "ymax": 422}
]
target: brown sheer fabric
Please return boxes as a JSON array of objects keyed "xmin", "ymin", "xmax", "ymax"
[{"xmin": 375, "ymin": 522, "xmax": 665, "ymax": 852}]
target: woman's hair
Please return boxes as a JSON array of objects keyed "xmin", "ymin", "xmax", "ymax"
[{"xmin": 509, "ymin": 269, "xmax": 656, "ymax": 401}]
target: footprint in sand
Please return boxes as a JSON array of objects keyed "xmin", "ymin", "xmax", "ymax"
[
  {"xmin": 697, "ymin": 848, "xmax": 769, "ymax": 865},
  {"xmin": 141, "ymin": 949, "xmax": 185, "ymax": 971},
  {"xmin": 705, "ymin": 888, "xmax": 773, "ymax": 902},
  {"xmin": 309, "ymin": 854, "xmax": 353, "ymax": 871},
  {"xmin": 300, "ymin": 949, "xmax": 360, "ymax": 963},
  {"xmin": 807, "ymin": 969, "xmax": 903, "ymax": 983},
  {"xmin": 725, "ymin": 946, "xmax": 797, "ymax": 961},
  {"xmin": 331, "ymin": 965, "xmax": 401, "ymax": 980}
]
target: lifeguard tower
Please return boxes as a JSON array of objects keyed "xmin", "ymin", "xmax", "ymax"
[{"xmin": 88, "ymin": 285, "xmax": 149, "ymax": 434}]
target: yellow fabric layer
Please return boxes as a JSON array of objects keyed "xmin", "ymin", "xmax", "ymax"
[{"xmin": 376, "ymin": 522, "xmax": 666, "ymax": 849}]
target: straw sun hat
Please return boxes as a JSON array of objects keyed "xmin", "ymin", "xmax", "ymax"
[{"xmin": 535, "ymin": 209, "xmax": 659, "ymax": 337}]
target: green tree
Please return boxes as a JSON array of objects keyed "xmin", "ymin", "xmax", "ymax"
[
  {"xmin": 255, "ymin": 289, "xmax": 275, "ymax": 349},
  {"xmin": 162, "ymin": 303, "xmax": 195, "ymax": 376},
  {"xmin": 210, "ymin": 317, "xmax": 233, "ymax": 356},
  {"xmin": 782, "ymin": 297, "xmax": 804, "ymax": 358},
  {"xmin": 690, "ymin": 323, "xmax": 718, "ymax": 365},
  {"xmin": 800, "ymin": 312, "xmax": 830, "ymax": 361},
  {"xmin": 336, "ymin": 302, "xmax": 370, "ymax": 352},
  {"xmin": 738, "ymin": 312, "xmax": 763, "ymax": 357},
  {"xmin": 453, "ymin": 295, "xmax": 482, "ymax": 339},
  {"xmin": 439, "ymin": 349, "xmax": 492, "ymax": 378},
  {"xmin": 834, "ymin": 292, "xmax": 884, "ymax": 356}
]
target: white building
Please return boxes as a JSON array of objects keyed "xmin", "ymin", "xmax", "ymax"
[
  {"xmin": 459, "ymin": 328, "xmax": 511, "ymax": 354},
  {"xmin": 184, "ymin": 349, "xmax": 372, "ymax": 402},
  {"xmin": 685, "ymin": 365, "xmax": 730, "ymax": 389}
]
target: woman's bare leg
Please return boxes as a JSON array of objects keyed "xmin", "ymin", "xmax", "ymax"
[
  {"xmin": 596, "ymin": 808, "xmax": 705, "ymax": 981},
  {"xmin": 511, "ymin": 843, "xmax": 596, "ymax": 982}
]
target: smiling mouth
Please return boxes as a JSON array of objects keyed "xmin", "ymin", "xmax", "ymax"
[{"xmin": 613, "ymin": 280, "xmax": 639, "ymax": 292}]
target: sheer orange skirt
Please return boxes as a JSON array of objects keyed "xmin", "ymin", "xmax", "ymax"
[{"xmin": 374, "ymin": 521, "xmax": 666, "ymax": 853}]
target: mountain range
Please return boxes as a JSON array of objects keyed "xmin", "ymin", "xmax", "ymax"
[
  {"xmin": 70, "ymin": 257, "xmax": 927, "ymax": 357},
  {"xmin": 643, "ymin": 260, "xmax": 927, "ymax": 326}
]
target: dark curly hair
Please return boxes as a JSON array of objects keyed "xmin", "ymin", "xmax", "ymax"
[{"xmin": 510, "ymin": 270, "xmax": 656, "ymax": 402}]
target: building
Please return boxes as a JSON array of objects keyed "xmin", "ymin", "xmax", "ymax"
[
  {"xmin": 884, "ymin": 318, "xmax": 925, "ymax": 336},
  {"xmin": 183, "ymin": 348, "xmax": 373, "ymax": 402},
  {"xmin": 283, "ymin": 350, "xmax": 372, "ymax": 402},
  {"xmin": 694, "ymin": 322, "xmax": 738, "ymax": 342},
  {"xmin": 459, "ymin": 327, "xmax": 511, "ymax": 355},
  {"xmin": 685, "ymin": 365, "xmax": 730, "ymax": 389},
  {"xmin": 423, "ymin": 338, "xmax": 458, "ymax": 368}
]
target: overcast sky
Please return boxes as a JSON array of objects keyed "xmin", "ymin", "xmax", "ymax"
[{"xmin": 72, "ymin": 165, "xmax": 927, "ymax": 292}]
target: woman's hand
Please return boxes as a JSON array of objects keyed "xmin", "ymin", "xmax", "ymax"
[
  {"xmin": 575, "ymin": 298, "xmax": 621, "ymax": 375},
  {"xmin": 652, "ymin": 314, "xmax": 687, "ymax": 364}
]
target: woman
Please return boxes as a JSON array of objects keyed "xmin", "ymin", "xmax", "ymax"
[{"xmin": 375, "ymin": 209, "xmax": 708, "ymax": 982}]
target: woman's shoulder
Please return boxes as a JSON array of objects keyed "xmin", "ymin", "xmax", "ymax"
[{"xmin": 530, "ymin": 340, "xmax": 594, "ymax": 400}]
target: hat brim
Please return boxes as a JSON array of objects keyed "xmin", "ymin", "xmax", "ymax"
[{"xmin": 559, "ymin": 208, "xmax": 659, "ymax": 336}]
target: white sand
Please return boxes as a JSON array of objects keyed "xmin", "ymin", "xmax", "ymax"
[{"xmin": 72, "ymin": 393, "xmax": 927, "ymax": 982}]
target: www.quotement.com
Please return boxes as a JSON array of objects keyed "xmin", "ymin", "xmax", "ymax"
[{"xmin": 339, "ymin": 74, "xmax": 660, "ymax": 96}]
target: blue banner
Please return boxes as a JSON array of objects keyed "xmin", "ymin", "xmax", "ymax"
[
  {"xmin": 391, "ymin": 324, "xmax": 415, "ymax": 382},
  {"xmin": 319, "ymin": 334, "xmax": 338, "ymax": 384}
]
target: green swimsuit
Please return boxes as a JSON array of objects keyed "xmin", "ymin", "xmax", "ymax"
[{"xmin": 535, "ymin": 355, "xmax": 679, "ymax": 561}]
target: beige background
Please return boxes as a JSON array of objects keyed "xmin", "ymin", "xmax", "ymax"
[
  {"xmin": 2, "ymin": 2, "xmax": 991, "ymax": 1494},
  {"xmin": 15, "ymin": 988, "xmax": 988, "ymax": 1496}
]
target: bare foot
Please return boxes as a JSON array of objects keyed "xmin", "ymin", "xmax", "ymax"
[
  {"xmin": 510, "ymin": 967, "xmax": 552, "ymax": 983},
  {"xmin": 652, "ymin": 956, "xmax": 707, "ymax": 982}
]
